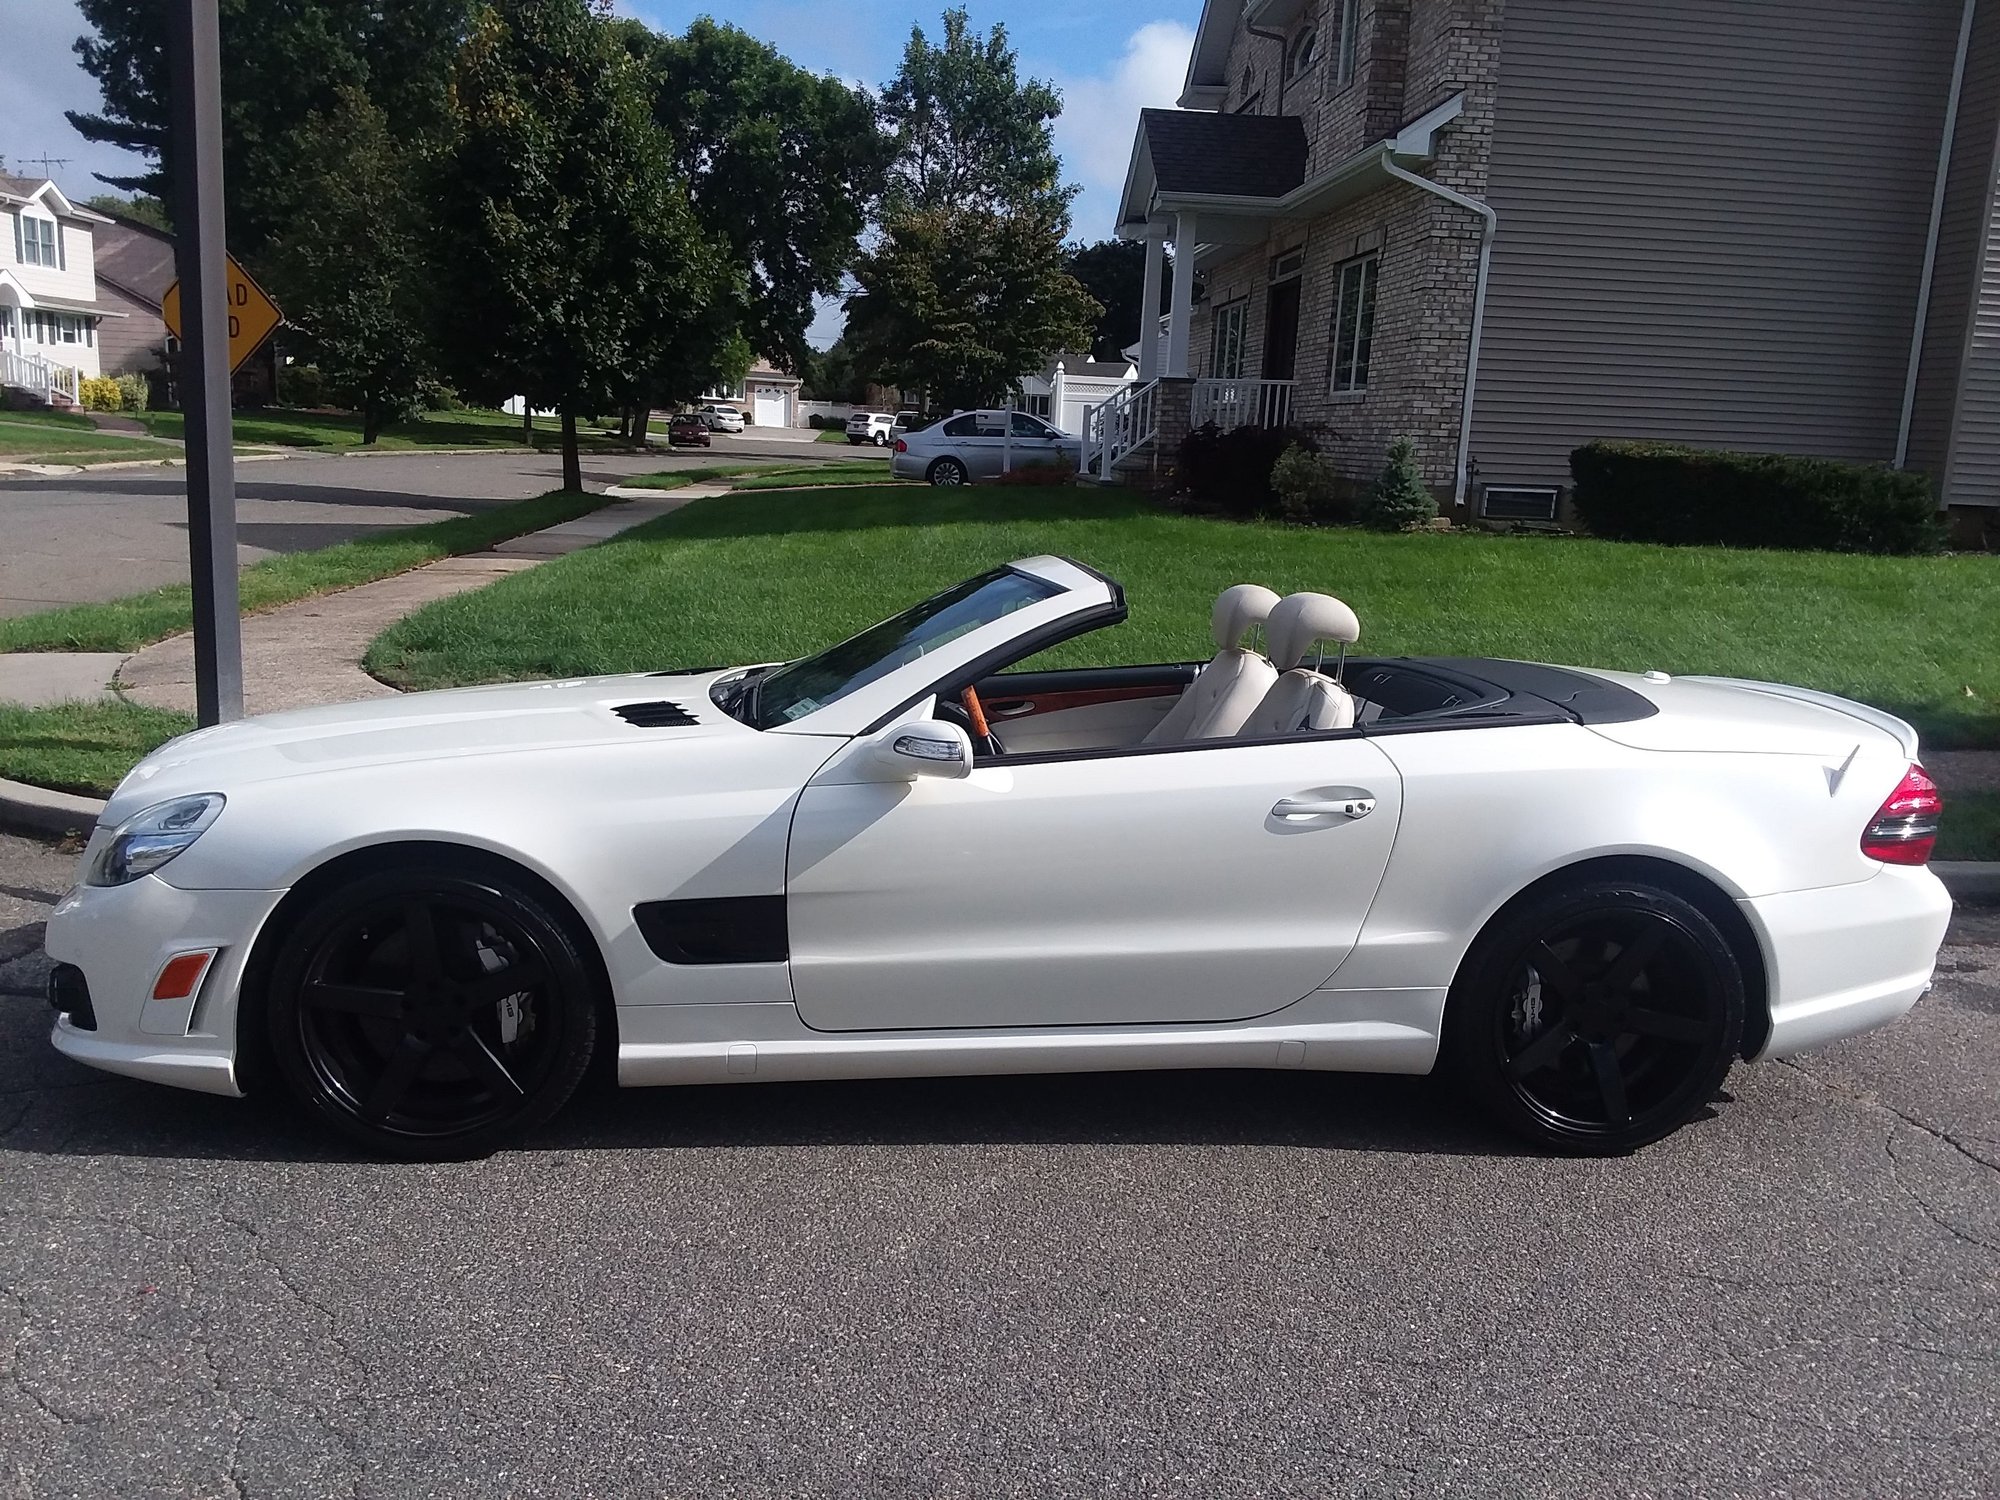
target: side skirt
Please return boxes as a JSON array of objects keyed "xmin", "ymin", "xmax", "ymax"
[{"xmin": 615, "ymin": 988, "xmax": 1448, "ymax": 1087}]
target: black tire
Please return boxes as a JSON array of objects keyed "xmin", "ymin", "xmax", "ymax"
[
  {"xmin": 847, "ymin": 435, "xmax": 863, "ymax": 445},
  {"xmin": 872, "ymin": 432, "xmax": 888, "ymax": 446},
  {"xmin": 265, "ymin": 863, "xmax": 600, "ymax": 1160},
  {"xmin": 1442, "ymin": 877, "xmax": 1743, "ymax": 1154},
  {"xmin": 928, "ymin": 456, "xmax": 968, "ymax": 487}
]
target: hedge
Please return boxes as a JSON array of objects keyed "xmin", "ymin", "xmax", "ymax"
[
  {"xmin": 1176, "ymin": 422, "xmax": 1321, "ymax": 519},
  {"xmin": 1570, "ymin": 441, "xmax": 1944, "ymax": 555}
]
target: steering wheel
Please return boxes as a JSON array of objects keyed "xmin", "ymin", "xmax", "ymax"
[{"xmin": 958, "ymin": 686, "xmax": 1005, "ymax": 758}]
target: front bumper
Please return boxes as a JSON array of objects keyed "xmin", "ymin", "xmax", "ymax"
[
  {"xmin": 43, "ymin": 875, "xmax": 288, "ymax": 1097},
  {"xmin": 1744, "ymin": 864, "xmax": 1953, "ymax": 1060}
]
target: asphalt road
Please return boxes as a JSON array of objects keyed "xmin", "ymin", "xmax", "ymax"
[
  {"xmin": 0, "ymin": 826, "xmax": 1994, "ymax": 1498},
  {"xmin": 0, "ymin": 439, "xmax": 872, "ymax": 616}
]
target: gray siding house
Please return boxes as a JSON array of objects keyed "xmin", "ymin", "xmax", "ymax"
[{"xmin": 1103, "ymin": 0, "xmax": 2000, "ymax": 521}]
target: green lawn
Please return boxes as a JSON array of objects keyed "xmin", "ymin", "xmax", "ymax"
[
  {"xmin": 0, "ymin": 408, "xmax": 97, "ymax": 430},
  {"xmin": 619, "ymin": 459, "xmax": 899, "ymax": 493},
  {"xmin": 0, "ymin": 412, "xmax": 176, "ymax": 467},
  {"xmin": 366, "ymin": 484, "xmax": 2000, "ymax": 756},
  {"xmin": 0, "ymin": 489, "xmax": 613, "ymax": 653},
  {"xmin": 0, "ymin": 700, "xmax": 195, "ymax": 800},
  {"xmin": 128, "ymin": 405, "xmax": 645, "ymax": 453},
  {"xmin": 1938, "ymin": 790, "xmax": 2000, "ymax": 863}
]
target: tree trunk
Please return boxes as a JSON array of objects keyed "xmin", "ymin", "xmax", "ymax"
[
  {"xmin": 630, "ymin": 403, "xmax": 649, "ymax": 446},
  {"xmin": 560, "ymin": 409, "xmax": 582, "ymax": 492},
  {"xmin": 522, "ymin": 406, "xmax": 534, "ymax": 445},
  {"xmin": 361, "ymin": 402, "xmax": 382, "ymax": 446}
]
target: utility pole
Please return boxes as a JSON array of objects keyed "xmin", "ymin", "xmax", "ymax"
[{"xmin": 164, "ymin": 0, "xmax": 243, "ymax": 723}]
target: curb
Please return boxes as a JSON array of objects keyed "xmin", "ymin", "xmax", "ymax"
[
  {"xmin": 1934, "ymin": 861, "xmax": 2000, "ymax": 901},
  {"xmin": 0, "ymin": 777, "xmax": 104, "ymax": 839}
]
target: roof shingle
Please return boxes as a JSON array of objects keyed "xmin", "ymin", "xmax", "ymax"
[{"xmin": 1140, "ymin": 109, "xmax": 1309, "ymax": 201}]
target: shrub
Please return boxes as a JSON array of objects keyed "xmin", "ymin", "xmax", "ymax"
[
  {"xmin": 1175, "ymin": 422, "xmax": 1319, "ymax": 519},
  {"xmin": 995, "ymin": 455, "xmax": 1077, "ymax": 487},
  {"xmin": 1270, "ymin": 442, "xmax": 1356, "ymax": 525},
  {"xmin": 1361, "ymin": 437, "xmax": 1438, "ymax": 531},
  {"xmin": 276, "ymin": 362, "xmax": 329, "ymax": 408},
  {"xmin": 807, "ymin": 413, "xmax": 826, "ymax": 429},
  {"xmin": 78, "ymin": 375, "xmax": 123, "ymax": 412},
  {"xmin": 1570, "ymin": 441, "xmax": 1944, "ymax": 554},
  {"xmin": 113, "ymin": 372, "xmax": 151, "ymax": 411}
]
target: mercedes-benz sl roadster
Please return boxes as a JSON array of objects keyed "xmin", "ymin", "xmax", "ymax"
[{"xmin": 46, "ymin": 557, "xmax": 1951, "ymax": 1158}]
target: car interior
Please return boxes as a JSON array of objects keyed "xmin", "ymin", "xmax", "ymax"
[{"xmin": 931, "ymin": 585, "xmax": 1536, "ymax": 762}]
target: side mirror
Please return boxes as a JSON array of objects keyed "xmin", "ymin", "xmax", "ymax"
[{"xmin": 869, "ymin": 718, "xmax": 973, "ymax": 781}]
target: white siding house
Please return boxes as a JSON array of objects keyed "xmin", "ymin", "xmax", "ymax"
[{"xmin": 0, "ymin": 176, "xmax": 122, "ymax": 404}]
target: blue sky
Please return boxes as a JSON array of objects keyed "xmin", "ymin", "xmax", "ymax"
[{"xmin": 2, "ymin": 0, "xmax": 1200, "ymax": 344}]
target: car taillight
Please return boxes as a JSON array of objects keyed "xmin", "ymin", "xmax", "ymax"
[
  {"xmin": 1861, "ymin": 763, "xmax": 1942, "ymax": 865},
  {"xmin": 894, "ymin": 438, "xmax": 907, "ymax": 452}
]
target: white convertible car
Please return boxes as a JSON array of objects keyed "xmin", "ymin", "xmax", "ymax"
[{"xmin": 46, "ymin": 557, "xmax": 1951, "ymax": 1158}]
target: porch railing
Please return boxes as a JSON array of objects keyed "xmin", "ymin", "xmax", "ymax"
[
  {"xmin": 1, "ymin": 348, "xmax": 78, "ymax": 406},
  {"xmin": 1083, "ymin": 377, "xmax": 1159, "ymax": 477},
  {"xmin": 1191, "ymin": 377, "xmax": 1295, "ymax": 432}
]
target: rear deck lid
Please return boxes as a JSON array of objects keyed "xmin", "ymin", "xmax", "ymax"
[{"xmin": 1574, "ymin": 669, "xmax": 1916, "ymax": 758}]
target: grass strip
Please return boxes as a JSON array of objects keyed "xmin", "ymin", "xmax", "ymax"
[
  {"xmin": 0, "ymin": 488, "xmax": 612, "ymax": 654},
  {"xmin": 1936, "ymin": 789, "xmax": 2000, "ymax": 863},
  {"xmin": 0, "ymin": 699, "xmax": 196, "ymax": 799}
]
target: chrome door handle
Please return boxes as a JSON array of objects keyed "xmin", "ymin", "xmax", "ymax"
[{"xmin": 1273, "ymin": 797, "xmax": 1375, "ymax": 820}]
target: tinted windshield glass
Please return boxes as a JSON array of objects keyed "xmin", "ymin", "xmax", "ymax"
[{"xmin": 753, "ymin": 569, "xmax": 1060, "ymax": 728}]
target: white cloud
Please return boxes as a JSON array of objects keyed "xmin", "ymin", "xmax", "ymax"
[{"xmin": 1051, "ymin": 19, "xmax": 1194, "ymax": 241}]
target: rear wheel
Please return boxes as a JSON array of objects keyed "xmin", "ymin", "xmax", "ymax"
[
  {"xmin": 266, "ymin": 864, "xmax": 599, "ymax": 1159},
  {"xmin": 1443, "ymin": 878, "xmax": 1743, "ymax": 1154},
  {"xmin": 929, "ymin": 457, "xmax": 968, "ymax": 487}
]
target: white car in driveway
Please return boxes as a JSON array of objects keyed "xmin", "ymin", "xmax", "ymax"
[
  {"xmin": 891, "ymin": 409, "xmax": 1084, "ymax": 484},
  {"xmin": 701, "ymin": 404, "xmax": 746, "ymax": 434},
  {"xmin": 46, "ymin": 560, "xmax": 1951, "ymax": 1160},
  {"xmin": 845, "ymin": 411, "xmax": 897, "ymax": 446}
]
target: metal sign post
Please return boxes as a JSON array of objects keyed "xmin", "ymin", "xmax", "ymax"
[{"xmin": 165, "ymin": 0, "xmax": 243, "ymax": 724}]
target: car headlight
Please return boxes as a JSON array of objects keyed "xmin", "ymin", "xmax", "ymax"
[{"xmin": 85, "ymin": 794, "xmax": 226, "ymax": 887}]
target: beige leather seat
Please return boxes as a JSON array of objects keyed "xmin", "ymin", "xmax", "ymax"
[
  {"xmin": 1238, "ymin": 592, "xmax": 1361, "ymax": 737},
  {"xmin": 1143, "ymin": 584, "xmax": 1282, "ymax": 743}
]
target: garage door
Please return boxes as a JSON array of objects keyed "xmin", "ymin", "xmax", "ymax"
[{"xmin": 752, "ymin": 391, "xmax": 786, "ymax": 427}]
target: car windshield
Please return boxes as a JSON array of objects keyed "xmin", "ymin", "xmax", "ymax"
[{"xmin": 748, "ymin": 568, "xmax": 1060, "ymax": 729}]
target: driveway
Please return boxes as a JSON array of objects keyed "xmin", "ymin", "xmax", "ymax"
[
  {"xmin": 0, "ymin": 444, "xmax": 861, "ymax": 616},
  {"xmin": 0, "ymin": 824, "xmax": 1992, "ymax": 1497}
]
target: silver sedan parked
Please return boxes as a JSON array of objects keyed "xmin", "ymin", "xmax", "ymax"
[{"xmin": 890, "ymin": 409, "xmax": 1084, "ymax": 485}]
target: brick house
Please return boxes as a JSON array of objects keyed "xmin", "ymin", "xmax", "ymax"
[{"xmin": 1101, "ymin": 0, "xmax": 2000, "ymax": 522}]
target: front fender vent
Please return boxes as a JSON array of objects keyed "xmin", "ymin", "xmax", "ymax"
[{"xmin": 613, "ymin": 700, "xmax": 700, "ymax": 728}]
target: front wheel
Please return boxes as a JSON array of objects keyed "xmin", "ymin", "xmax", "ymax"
[
  {"xmin": 265, "ymin": 863, "xmax": 600, "ymax": 1159},
  {"xmin": 928, "ymin": 457, "xmax": 968, "ymax": 487},
  {"xmin": 1442, "ymin": 877, "xmax": 1743, "ymax": 1154},
  {"xmin": 873, "ymin": 432, "xmax": 888, "ymax": 446}
]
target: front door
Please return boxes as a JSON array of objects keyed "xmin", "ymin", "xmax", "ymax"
[
  {"xmin": 1264, "ymin": 279, "xmax": 1301, "ymax": 382},
  {"xmin": 785, "ymin": 736, "xmax": 1403, "ymax": 1032}
]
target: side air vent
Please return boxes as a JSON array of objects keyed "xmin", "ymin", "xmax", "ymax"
[
  {"xmin": 613, "ymin": 700, "xmax": 700, "ymax": 728},
  {"xmin": 1481, "ymin": 485, "xmax": 1561, "ymax": 522}
]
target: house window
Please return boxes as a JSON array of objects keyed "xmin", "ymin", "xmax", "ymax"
[
  {"xmin": 19, "ymin": 216, "xmax": 59, "ymax": 268},
  {"xmin": 0, "ymin": 308, "xmax": 12, "ymax": 339},
  {"xmin": 1329, "ymin": 253, "xmax": 1379, "ymax": 394},
  {"xmin": 1336, "ymin": 0, "xmax": 1359, "ymax": 85},
  {"xmin": 1286, "ymin": 28, "xmax": 1318, "ymax": 80},
  {"xmin": 58, "ymin": 315, "xmax": 78, "ymax": 344},
  {"xmin": 1210, "ymin": 298, "xmax": 1248, "ymax": 380},
  {"xmin": 1020, "ymin": 393, "xmax": 1053, "ymax": 419}
]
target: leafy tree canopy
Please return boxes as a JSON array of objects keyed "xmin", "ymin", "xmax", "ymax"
[
  {"xmin": 879, "ymin": 7, "xmax": 1072, "ymax": 223},
  {"xmin": 1064, "ymin": 238, "xmax": 1174, "ymax": 364},
  {"xmin": 68, "ymin": 0, "xmax": 470, "ymax": 260},
  {"xmin": 83, "ymin": 192, "xmax": 170, "ymax": 231}
]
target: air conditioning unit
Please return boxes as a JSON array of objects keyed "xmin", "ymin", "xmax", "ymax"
[{"xmin": 1481, "ymin": 485, "xmax": 1560, "ymax": 522}]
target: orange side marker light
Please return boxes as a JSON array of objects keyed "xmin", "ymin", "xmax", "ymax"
[{"xmin": 152, "ymin": 951, "xmax": 214, "ymax": 1002}]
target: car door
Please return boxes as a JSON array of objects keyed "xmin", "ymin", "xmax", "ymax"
[
  {"xmin": 948, "ymin": 411, "xmax": 1009, "ymax": 478},
  {"xmin": 1009, "ymin": 411, "xmax": 1077, "ymax": 468},
  {"xmin": 785, "ymin": 734, "xmax": 1403, "ymax": 1032}
]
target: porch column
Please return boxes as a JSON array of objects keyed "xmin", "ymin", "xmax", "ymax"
[
  {"xmin": 1138, "ymin": 229, "xmax": 1166, "ymax": 381},
  {"xmin": 1165, "ymin": 212, "xmax": 1198, "ymax": 378}
]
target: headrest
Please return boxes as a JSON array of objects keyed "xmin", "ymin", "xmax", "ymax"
[
  {"xmin": 1268, "ymin": 592, "xmax": 1361, "ymax": 671},
  {"xmin": 1211, "ymin": 584, "xmax": 1283, "ymax": 652}
]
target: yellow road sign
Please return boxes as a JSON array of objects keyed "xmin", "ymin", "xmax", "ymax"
[{"xmin": 163, "ymin": 255, "xmax": 283, "ymax": 375}]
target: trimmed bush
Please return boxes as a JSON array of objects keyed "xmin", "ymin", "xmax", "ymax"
[
  {"xmin": 113, "ymin": 372, "xmax": 151, "ymax": 411},
  {"xmin": 1175, "ymin": 422, "xmax": 1320, "ymax": 519},
  {"xmin": 79, "ymin": 375, "xmax": 123, "ymax": 412},
  {"xmin": 1570, "ymin": 440, "xmax": 1944, "ymax": 555},
  {"xmin": 1362, "ymin": 437, "xmax": 1438, "ymax": 531},
  {"xmin": 995, "ymin": 455, "xmax": 1077, "ymax": 487},
  {"xmin": 276, "ymin": 362, "xmax": 329, "ymax": 408},
  {"xmin": 1270, "ymin": 442, "xmax": 1356, "ymax": 525}
]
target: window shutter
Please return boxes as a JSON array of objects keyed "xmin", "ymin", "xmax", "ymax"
[
  {"xmin": 10, "ymin": 213, "xmax": 19, "ymax": 263},
  {"xmin": 56, "ymin": 223, "xmax": 66, "ymax": 271}
]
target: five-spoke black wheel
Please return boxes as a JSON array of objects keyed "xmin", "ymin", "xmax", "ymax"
[
  {"xmin": 1444, "ymin": 877, "xmax": 1744, "ymax": 1154},
  {"xmin": 266, "ymin": 864, "xmax": 599, "ymax": 1159}
]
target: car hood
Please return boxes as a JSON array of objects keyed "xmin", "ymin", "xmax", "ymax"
[{"xmin": 104, "ymin": 668, "xmax": 754, "ymax": 819}]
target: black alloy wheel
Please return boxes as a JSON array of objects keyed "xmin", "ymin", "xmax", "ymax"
[
  {"xmin": 266, "ymin": 865, "xmax": 599, "ymax": 1159},
  {"xmin": 1444, "ymin": 878, "xmax": 1743, "ymax": 1154},
  {"xmin": 929, "ymin": 456, "xmax": 968, "ymax": 487}
]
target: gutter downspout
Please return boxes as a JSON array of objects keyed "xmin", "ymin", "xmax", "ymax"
[
  {"xmin": 1381, "ymin": 155, "xmax": 1497, "ymax": 512},
  {"xmin": 1245, "ymin": 23, "xmax": 1287, "ymax": 116},
  {"xmin": 1896, "ymin": 0, "xmax": 1978, "ymax": 470}
]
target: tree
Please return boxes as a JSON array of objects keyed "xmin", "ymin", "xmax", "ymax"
[
  {"xmin": 84, "ymin": 192, "xmax": 169, "ymax": 230},
  {"xmin": 1363, "ymin": 437, "xmax": 1440, "ymax": 530},
  {"xmin": 432, "ymin": 0, "xmax": 723, "ymax": 490},
  {"xmin": 845, "ymin": 8, "xmax": 1097, "ymax": 410},
  {"xmin": 802, "ymin": 338, "xmax": 872, "ymax": 403},
  {"xmin": 624, "ymin": 18, "xmax": 888, "ymax": 374},
  {"xmin": 879, "ymin": 7, "xmax": 1070, "ymax": 220},
  {"xmin": 1065, "ymin": 238, "xmax": 1174, "ymax": 363},
  {"xmin": 265, "ymin": 88, "xmax": 436, "ymax": 444},
  {"xmin": 846, "ymin": 205, "xmax": 1097, "ymax": 412},
  {"xmin": 68, "ymin": 0, "xmax": 469, "ymax": 260}
]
